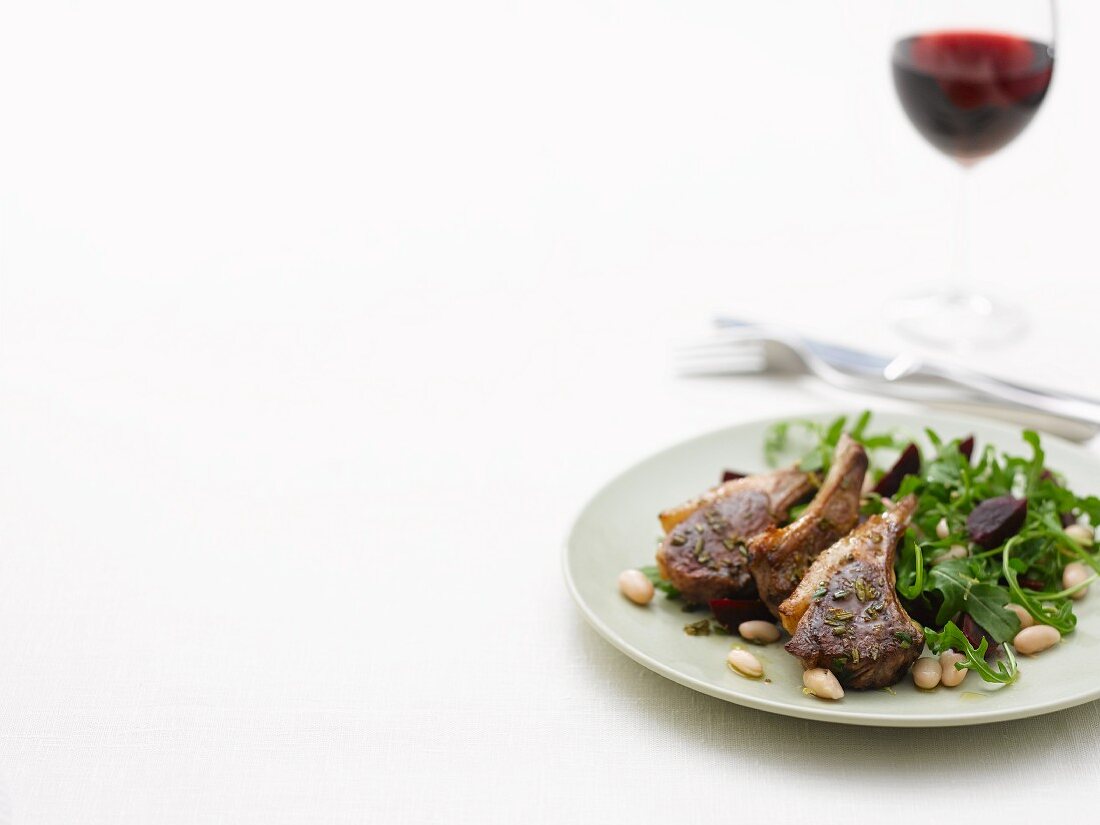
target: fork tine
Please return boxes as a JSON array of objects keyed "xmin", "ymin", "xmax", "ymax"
[
  {"xmin": 673, "ymin": 345, "xmax": 767, "ymax": 376},
  {"xmin": 674, "ymin": 340, "xmax": 763, "ymax": 358},
  {"xmin": 673, "ymin": 330, "xmax": 768, "ymax": 354},
  {"xmin": 674, "ymin": 348, "xmax": 764, "ymax": 366},
  {"xmin": 674, "ymin": 338, "xmax": 764, "ymax": 364},
  {"xmin": 675, "ymin": 359, "xmax": 766, "ymax": 377}
]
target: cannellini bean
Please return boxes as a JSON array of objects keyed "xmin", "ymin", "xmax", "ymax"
[
  {"xmin": 726, "ymin": 648, "xmax": 763, "ymax": 679},
  {"xmin": 936, "ymin": 517, "xmax": 950, "ymax": 539},
  {"xmin": 912, "ymin": 657, "xmax": 942, "ymax": 689},
  {"xmin": 617, "ymin": 569, "xmax": 654, "ymax": 605},
  {"xmin": 939, "ymin": 650, "xmax": 968, "ymax": 687},
  {"xmin": 803, "ymin": 668, "xmax": 844, "ymax": 700},
  {"xmin": 1004, "ymin": 603, "xmax": 1034, "ymax": 629},
  {"xmin": 738, "ymin": 620, "xmax": 781, "ymax": 645},
  {"xmin": 1063, "ymin": 561, "xmax": 1091, "ymax": 600},
  {"xmin": 933, "ymin": 545, "xmax": 969, "ymax": 564},
  {"xmin": 862, "ymin": 473, "xmax": 876, "ymax": 495},
  {"xmin": 1064, "ymin": 523, "xmax": 1094, "ymax": 546},
  {"xmin": 1013, "ymin": 624, "xmax": 1061, "ymax": 656}
]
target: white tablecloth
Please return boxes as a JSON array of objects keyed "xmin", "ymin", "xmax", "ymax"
[{"xmin": 2, "ymin": 2, "xmax": 1098, "ymax": 822}]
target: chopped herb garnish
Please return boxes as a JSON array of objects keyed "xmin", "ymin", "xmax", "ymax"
[
  {"xmin": 824, "ymin": 607, "xmax": 854, "ymax": 636},
  {"xmin": 862, "ymin": 601, "xmax": 883, "ymax": 620},
  {"xmin": 683, "ymin": 619, "xmax": 712, "ymax": 636},
  {"xmin": 853, "ymin": 577, "xmax": 878, "ymax": 603}
]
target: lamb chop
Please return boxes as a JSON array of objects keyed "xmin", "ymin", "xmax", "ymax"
[
  {"xmin": 746, "ymin": 435, "xmax": 868, "ymax": 618},
  {"xmin": 780, "ymin": 494, "xmax": 924, "ymax": 689},
  {"xmin": 656, "ymin": 466, "xmax": 813, "ymax": 605}
]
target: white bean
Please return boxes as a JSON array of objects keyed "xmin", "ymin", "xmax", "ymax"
[
  {"xmin": 738, "ymin": 620, "xmax": 781, "ymax": 645},
  {"xmin": 803, "ymin": 668, "xmax": 844, "ymax": 700},
  {"xmin": 911, "ymin": 657, "xmax": 942, "ymax": 689},
  {"xmin": 933, "ymin": 545, "xmax": 969, "ymax": 564},
  {"xmin": 1013, "ymin": 624, "xmax": 1060, "ymax": 656},
  {"xmin": 617, "ymin": 569, "xmax": 654, "ymax": 605},
  {"xmin": 726, "ymin": 648, "xmax": 763, "ymax": 679},
  {"xmin": 1063, "ymin": 561, "xmax": 1091, "ymax": 600},
  {"xmin": 1064, "ymin": 523, "xmax": 1094, "ymax": 546},
  {"xmin": 862, "ymin": 473, "xmax": 877, "ymax": 495},
  {"xmin": 939, "ymin": 651, "xmax": 968, "ymax": 687},
  {"xmin": 936, "ymin": 517, "xmax": 950, "ymax": 539},
  {"xmin": 1004, "ymin": 603, "xmax": 1034, "ymax": 629}
]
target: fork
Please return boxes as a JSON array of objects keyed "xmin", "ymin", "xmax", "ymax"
[{"xmin": 675, "ymin": 320, "xmax": 1100, "ymax": 440}]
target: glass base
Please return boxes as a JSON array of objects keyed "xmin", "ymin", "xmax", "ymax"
[{"xmin": 890, "ymin": 289, "xmax": 1027, "ymax": 351}]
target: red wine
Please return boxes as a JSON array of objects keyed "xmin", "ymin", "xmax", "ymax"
[{"xmin": 892, "ymin": 31, "xmax": 1053, "ymax": 161}]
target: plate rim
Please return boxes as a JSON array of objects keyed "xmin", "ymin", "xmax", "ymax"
[{"xmin": 563, "ymin": 408, "xmax": 1100, "ymax": 727}]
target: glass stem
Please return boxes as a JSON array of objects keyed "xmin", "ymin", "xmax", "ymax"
[{"xmin": 951, "ymin": 164, "xmax": 973, "ymax": 300}]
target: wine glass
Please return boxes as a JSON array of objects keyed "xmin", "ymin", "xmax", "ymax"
[{"xmin": 889, "ymin": 0, "xmax": 1056, "ymax": 350}]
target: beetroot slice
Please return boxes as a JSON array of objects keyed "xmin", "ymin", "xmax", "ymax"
[
  {"xmin": 967, "ymin": 495, "xmax": 1028, "ymax": 549},
  {"xmin": 709, "ymin": 598, "xmax": 772, "ymax": 630},
  {"xmin": 721, "ymin": 470, "xmax": 747, "ymax": 483},
  {"xmin": 959, "ymin": 436, "xmax": 975, "ymax": 461},
  {"xmin": 1060, "ymin": 511, "xmax": 1076, "ymax": 528},
  {"xmin": 959, "ymin": 613, "xmax": 1001, "ymax": 661},
  {"xmin": 900, "ymin": 595, "xmax": 936, "ymax": 628},
  {"xmin": 873, "ymin": 443, "xmax": 920, "ymax": 497},
  {"xmin": 959, "ymin": 613, "xmax": 987, "ymax": 648},
  {"xmin": 1018, "ymin": 576, "xmax": 1045, "ymax": 591}
]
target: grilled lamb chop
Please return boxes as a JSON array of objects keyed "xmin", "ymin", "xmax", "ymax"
[
  {"xmin": 780, "ymin": 495, "xmax": 924, "ymax": 689},
  {"xmin": 747, "ymin": 435, "xmax": 868, "ymax": 618},
  {"xmin": 656, "ymin": 466, "xmax": 813, "ymax": 605}
]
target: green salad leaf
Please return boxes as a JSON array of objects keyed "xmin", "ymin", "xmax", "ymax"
[
  {"xmin": 639, "ymin": 565, "xmax": 680, "ymax": 599},
  {"xmin": 763, "ymin": 412, "xmax": 908, "ymax": 475},
  {"xmin": 895, "ymin": 531, "xmax": 925, "ymax": 600},
  {"xmin": 926, "ymin": 558, "xmax": 1019, "ymax": 642}
]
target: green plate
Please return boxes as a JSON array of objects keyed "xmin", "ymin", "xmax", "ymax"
[{"xmin": 564, "ymin": 410, "xmax": 1100, "ymax": 727}]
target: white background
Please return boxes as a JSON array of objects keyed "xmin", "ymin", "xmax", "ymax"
[{"xmin": 1, "ymin": 1, "xmax": 1098, "ymax": 822}]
